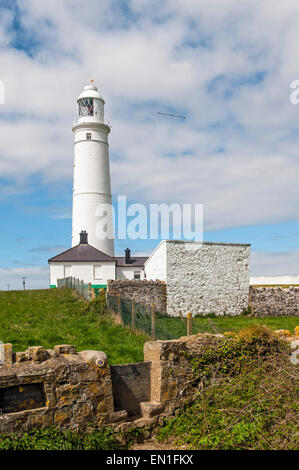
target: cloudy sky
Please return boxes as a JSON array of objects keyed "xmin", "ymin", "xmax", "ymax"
[{"xmin": 0, "ymin": 0, "xmax": 298, "ymax": 289}]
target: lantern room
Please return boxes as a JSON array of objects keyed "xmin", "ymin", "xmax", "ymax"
[{"xmin": 76, "ymin": 80, "xmax": 105, "ymax": 124}]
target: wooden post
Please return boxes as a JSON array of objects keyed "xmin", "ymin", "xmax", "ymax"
[
  {"xmin": 151, "ymin": 303, "xmax": 156, "ymax": 340},
  {"xmin": 88, "ymin": 282, "xmax": 92, "ymax": 301},
  {"xmin": 117, "ymin": 294, "xmax": 124, "ymax": 326},
  {"xmin": 187, "ymin": 312, "xmax": 192, "ymax": 337},
  {"xmin": 117, "ymin": 294, "xmax": 121, "ymax": 315},
  {"xmin": 132, "ymin": 298, "xmax": 135, "ymax": 328}
]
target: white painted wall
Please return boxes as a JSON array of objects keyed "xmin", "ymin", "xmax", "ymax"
[
  {"xmin": 250, "ymin": 275, "xmax": 299, "ymax": 285},
  {"xmin": 50, "ymin": 261, "xmax": 116, "ymax": 287},
  {"xmin": 145, "ymin": 240, "xmax": 250, "ymax": 316},
  {"xmin": 116, "ymin": 266, "xmax": 145, "ymax": 280},
  {"xmin": 144, "ymin": 241, "xmax": 167, "ymax": 281}
]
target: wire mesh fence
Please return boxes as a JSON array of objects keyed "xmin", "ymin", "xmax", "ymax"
[
  {"xmin": 57, "ymin": 277, "xmax": 95, "ymax": 301},
  {"xmin": 107, "ymin": 293, "xmax": 194, "ymax": 340}
]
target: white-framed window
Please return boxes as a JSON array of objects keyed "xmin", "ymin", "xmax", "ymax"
[
  {"xmin": 86, "ymin": 133, "xmax": 92, "ymax": 140},
  {"xmin": 134, "ymin": 271, "xmax": 141, "ymax": 280},
  {"xmin": 64, "ymin": 265, "xmax": 72, "ymax": 278},
  {"xmin": 94, "ymin": 265, "xmax": 103, "ymax": 279}
]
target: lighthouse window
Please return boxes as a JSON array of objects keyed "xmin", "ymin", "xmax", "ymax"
[
  {"xmin": 86, "ymin": 133, "xmax": 92, "ymax": 140},
  {"xmin": 78, "ymin": 97, "xmax": 94, "ymax": 117}
]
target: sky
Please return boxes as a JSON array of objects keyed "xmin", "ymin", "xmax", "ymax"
[{"xmin": 0, "ymin": 0, "xmax": 299, "ymax": 290}]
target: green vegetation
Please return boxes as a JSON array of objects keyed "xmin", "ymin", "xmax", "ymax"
[
  {"xmin": 0, "ymin": 289, "xmax": 298, "ymax": 362},
  {"xmin": 157, "ymin": 327, "xmax": 298, "ymax": 450},
  {"xmin": 0, "ymin": 426, "xmax": 121, "ymax": 450},
  {"xmin": 155, "ymin": 313, "xmax": 298, "ymax": 339},
  {"xmin": 0, "ymin": 289, "xmax": 147, "ymax": 364}
]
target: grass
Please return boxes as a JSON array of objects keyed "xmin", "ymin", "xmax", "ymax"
[
  {"xmin": 0, "ymin": 288, "xmax": 147, "ymax": 364},
  {"xmin": 0, "ymin": 288, "xmax": 298, "ymax": 363},
  {"xmin": 155, "ymin": 314, "xmax": 299, "ymax": 340},
  {"xmin": 0, "ymin": 426, "xmax": 122, "ymax": 450},
  {"xmin": 157, "ymin": 327, "xmax": 298, "ymax": 450}
]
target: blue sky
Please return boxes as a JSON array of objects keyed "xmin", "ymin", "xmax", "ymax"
[{"xmin": 0, "ymin": 0, "xmax": 298, "ymax": 289}]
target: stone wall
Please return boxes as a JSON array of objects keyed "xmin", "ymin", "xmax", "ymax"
[
  {"xmin": 165, "ymin": 241, "xmax": 250, "ymax": 316},
  {"xmin": 0, "ymin": 332, "xmax": 298, "ymax": 436},
  {"xmin": 0, "ymin": 344, "xmax": 124, "ymax": 433},
  {"xmin": 107, "ymin": 279, "xmax": 167, "ymax": 314},
  {"xmin": 249, "ymin": 286, "xmax": 299, "ymax": 316}
]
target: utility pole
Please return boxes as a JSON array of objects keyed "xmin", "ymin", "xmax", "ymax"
[{"xmin": 22, "ymin": 277, "xmax": 27, "ymax": 291}]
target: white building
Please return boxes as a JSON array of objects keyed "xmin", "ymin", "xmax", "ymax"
[
  {"xmin": 144, "ymin": 240, "xmax": 250, "ymax": 316},
  {"xmin": 49, "ymin": 232, "xmax": 146, "ymax": 289}
]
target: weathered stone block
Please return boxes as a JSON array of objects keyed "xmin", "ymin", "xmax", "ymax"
[
  {"xmin": 25, "ymin": 346, "xmax": 47, "ymax": 363},
  {"xmin": 54, "ymin": 345, "xmax": 77, "ymax": 355}
]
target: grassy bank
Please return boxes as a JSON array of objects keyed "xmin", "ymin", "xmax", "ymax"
[
  {"xmin": 157, "ymin": 327, "xmax": 298, "ymax": 450},
  {"xmin": 155, "ymin": 314, "xmax": 298, "ymax": 339},
  {"xmin": 0, "ymin": 288, "xmax": 147, "ymax": 364},
  {"xmin": 0, "ymin": 289, "xmax": 298, "ymax": 363}
]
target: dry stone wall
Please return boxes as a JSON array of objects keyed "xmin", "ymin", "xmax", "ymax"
[
  {"xmin": 107, "ymin": 279, "xmax": 167, "ymax": 314},
  {"xmin": 0, "ymin": 344, "xmax": 124, "ymax": 433},
  {"xmin": 0, "ymin": 331, "xmax": 298, "ymax": 436},
  {"xmin": 249, "ymin": 286, "xmax": 299, "ymax": 316}
]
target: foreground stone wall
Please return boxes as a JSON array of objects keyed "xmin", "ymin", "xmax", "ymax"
[
  {"xmin": 107, "ymin": 279, "xmax": 167, "ymax": 314},
  {"xmin": 166, "ymin": 241, "xmax": 250, "ymax": 316},
  {"xmin": 249, "ymin": 286, "xmax": 299, "ymax": 316},
  {"xmin": 0, "ymin": 345, "xmax": 124, "ymax": 433},
  {"xmin": 0, "ymin": 331, "xmax": 298, "ymax": 436}
]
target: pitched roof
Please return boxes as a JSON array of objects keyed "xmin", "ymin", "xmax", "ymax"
[
  {"xmin": 115, "ymin": 257, "xmax": 148, "ymax": 267},
  {"xmin": 48, "ymin": 244, "xmax": 115, "ymax": 263}
]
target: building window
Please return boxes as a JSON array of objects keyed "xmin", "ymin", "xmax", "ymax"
[
  {"xmin": 64, "ymin": 265, "xmax": 72, "ymax": 278},
  {"xmin": 134, "ymin": 271, "xmax": 141, "ymax": 280},
  {"xmin": 86, "ymin": 133, "xmax": 92, "ymax": 141},
  {"xmin": 94, "ymin": 265, "xmax": 103, "ymax": 279}
]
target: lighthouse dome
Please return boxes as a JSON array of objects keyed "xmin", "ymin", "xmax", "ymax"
[{"xmin": 77, "ymin": 83, "xmax": 105, "ymax": 103}]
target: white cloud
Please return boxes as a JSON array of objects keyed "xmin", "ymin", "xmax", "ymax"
[{"xmin": 0, "ymin": 0, "xmax": 298, "ymax": 233}]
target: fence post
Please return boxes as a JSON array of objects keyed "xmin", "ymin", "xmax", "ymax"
[
  {"xmin": 151, "ymin": 303, "xmax": 156, "ymax": 340},
  {"xmin": 187, "ymin": 312, "xmax": 192, "ymax": 337},
  {"xmin": 132, "ymin": 298, "xmax": 135, "ymax": 328},
  {"xmin": 117, "ymin": 294, "xmax": 124, "ymax": 326},
  {"xmin": 88, "ymin": 283, "xmax": 92, "ymax": 301}
]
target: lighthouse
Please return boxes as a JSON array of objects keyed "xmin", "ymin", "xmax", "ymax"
[{"xmin": 71, "ymin": 81, "xmax": 114, "ymax": 257}]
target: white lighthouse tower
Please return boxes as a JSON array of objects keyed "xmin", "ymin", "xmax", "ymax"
[{"xmin": 72, "ymin": 81, "xmax": 114, "ymax": 257}]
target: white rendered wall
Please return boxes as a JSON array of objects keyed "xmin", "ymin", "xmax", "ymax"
[
  {"xmin": 144, "ymin": 241, "xmax": 167, "ymax": 281},
  {"xmin": 72, "ymin": 123, "xmax": 114, "ymax": 257},
  {"xmin": 50, "ymin": 262, "xmax": 116, "ymax": 287},
  {"xmin": 116, "ymin": 266, "xmax": 145, "ymax": 280},
  {"xmin": 250, "ymin": 275, "xmax": 299, "ymax": 285}
]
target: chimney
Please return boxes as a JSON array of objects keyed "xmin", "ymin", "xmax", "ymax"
[
  {"xmin": 80, "ymin": 231, "xmax": 88, "ymax": 245},
  {"xmin": 125, "ymin": 248, "xmax": 131, "ymax": 264}
]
